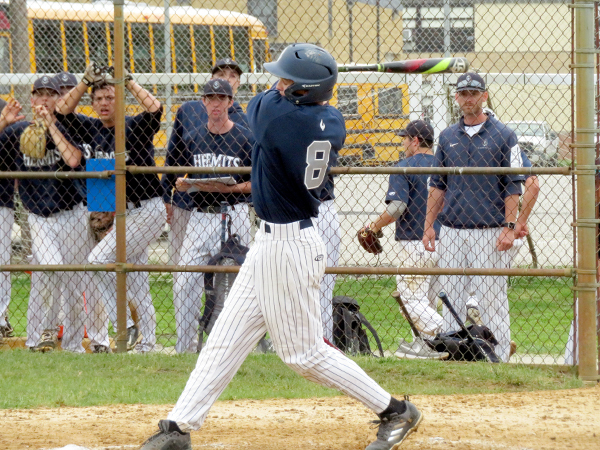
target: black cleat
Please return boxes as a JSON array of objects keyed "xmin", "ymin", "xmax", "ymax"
[
  {"xmin": 139, "ymin": 420, "xmax": 191, "ymax": 450},
  {"xmin": 366, "ymin": 399, "xmax": 423, "ymax": 450}
]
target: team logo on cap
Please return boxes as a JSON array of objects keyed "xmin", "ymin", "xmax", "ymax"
[
  {"xmin": 42, "ymin": 76, "xmax": 49, "ymax": 83},
  {"xmin": 62, "ymin": 75, "xmax": 68, "ymax": 81},
  {"xmin": 212, "ymin": 81, "xmax": 220, "ymax": 88},
  {"xmin": 465, "ymin": 75, "xmax": 471, "ymax": 82},
  {"xmin": 223, "ymin": 58, "xmax": 233, "ymax": 64}
]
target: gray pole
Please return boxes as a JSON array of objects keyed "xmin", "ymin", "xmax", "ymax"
[
  {"xmin": 164, "ymin": 0, "xmax": 173, "ymax": 140},
  {"xmin": 443, "ymin": 0, "xmax": 451, "ymax": 57},
  {"xmin": 328, "ymin": 0, "xmax": 333, "ymax": 39},
  {"xmin": 347, "ymin": 0, "xmax": 354, "ymax": 63},
  {"xmin": 376, "ymin": 0, "xmax": 380, "ymax": 62},
  {"xmin": 9, "ymin": 0, "xmax": 30, "ymax": 117}
]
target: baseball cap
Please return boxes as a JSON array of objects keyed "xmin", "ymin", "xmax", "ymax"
[
  {"xmin": 202, "ymin": 79, "xmax": 233, "ymax": 98},
  {"xmin": 54, "ymin": 71, "xmax": 78, "ymax": 88},
  {"xmin": 456, "ymin": 72, "xmax": 486, "ymax": 92},
  {"xmin": 397, "ymin": 120, "xmax": 434, "ymax": 142},
  {"xmin": 211, "ymin": 58, "xmax": 243, "ymax": 76},
  {"xmin": 32, "ymin": 76, "xmax": 61, "ymax": 95}
]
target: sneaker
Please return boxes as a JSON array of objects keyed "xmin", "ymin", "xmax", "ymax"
[
  {"xmin": 32, "ymin": 328, "xmax": 59, "ymax": 353},
  {"xmin": 394, "ymin": 338, "xmax": 449, "ymax": 360},
  {"xmin": 127, "ymin": 325, "xmax": 141, "ymax": 351},
  {"xmin": 140, "ymin": 420, "xmax": 192, "ymax": 450},
  {"xmin": 92, "ymin": 344, "xmax": 111, "ymax": 354},
  {"xmin": 366, "ymin": 398, "xmax": 423, "ymax": 450},
  {"xmin": 466, "ymin": 305, "xmax": 484, "ymax": 326}
]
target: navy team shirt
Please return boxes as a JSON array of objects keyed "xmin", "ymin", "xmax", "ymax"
[
  {"xmin": 162, "ymin": 100, "xmax": 249, "ymax": 209},
  {"xmin": 430, "ymin": 114, "xmax": 523, "ymax": 228},
  {"xmin": 0, "ymin": 121, "xmax": 83, "ymax": 216},
  {"xmin": 386, "ymin": 152, "xmax": 441, "ymax": 241},
  {"xmin": 56, "ymin": 109, "xmax": 164, "ymax": 203},
  {"xmin": 174, "ymin": 122, "xmax": 253, "ymax": 209},
  {"xmin": 247, "ymin": 89, "xmax": 345, "ymax": 224}
]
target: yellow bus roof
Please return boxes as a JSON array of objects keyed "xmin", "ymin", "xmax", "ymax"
[{"xmin": 22, "ymin": 1, "xmax": 268, "ymax": 37}]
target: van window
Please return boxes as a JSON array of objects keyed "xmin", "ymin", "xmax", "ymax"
[{"xmin": 337, "ymin": 86, "xmax": 358, "ymax": 116}]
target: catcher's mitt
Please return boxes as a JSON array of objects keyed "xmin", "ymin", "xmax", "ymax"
[
  {"xmin": 89, "ymin": 211, "xmax": 115, "ymax": 243},
  {"xmin": 357, "ymin": 225, "xmax": 384, "ymax": 254},
  {"xmin": 20, "ymin": 116, "xmax": 47, "ymax": 159}
]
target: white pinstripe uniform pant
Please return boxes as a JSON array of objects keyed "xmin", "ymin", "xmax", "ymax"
[
  {"xmin": 175, "ymin": 203, "xmax": 251, "ymax": 354},
  {"xmin": 168, "ymin": 219, "xmax": 391, "ymax": 431},
  {"xmin": 315, "ymin": 200, "xmax": 340, "ymax": 342},
  {"xmin": 396, "ymin": 240, "xmax": 443, "ymax": 336},
  {"xmin": 437, "ymin": 225, "xmax": 512, "ymax": 362},
  {"xmin": 0, "ymin": 206, "xmax": 13, "ymax": 329},
  {"xmin": 89, "ymin": 197, "xmax": 166, "ymax": 352},
  {"xmin": 26, "ymin": 203, "xmax": 89, "ymax": 352}
]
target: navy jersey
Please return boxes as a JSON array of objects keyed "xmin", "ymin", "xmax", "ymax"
[
  {"xmin": 430, "ymin": 115, "xmax": 524, "ymax": 228},
  {"xmin": 0, "ymin": 121, "xmax": 83, "ymax": 216},
  {"xmin": 248, "ymin": 89, "xmax": 345, "ymax": 224},
  {"xmin": 162, "ymin": 100, "xmax": 249, "ymax": 209},
  {"xmin": 57, "ymin": 109, "xmax": 164, "ymax": 203},
  {"xmin": 178, "ymin": 122, "xmax": 253, "ymax": 208},
  {"xmin": 386, "ymin": 153, "xmax": 441, "ymax": 241}
]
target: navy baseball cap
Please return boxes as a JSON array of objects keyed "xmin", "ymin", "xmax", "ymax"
[
  {"xmin": 397, "ymin": 120, "xmax": 434, "ymax": 142},
  {"xmin": 203, "ymin": 79, "xmax": 233, "ymax": 98},
  {"xmin": 456, "ymin": 72, "xmax": 486, "ymax": 92},
  {"xmin": 54, "ymin": 71, "xmax": 78, "ymax": 88},
  {"xmin": 32, "ymin": 75, "xmax": 61, "ymax": 95},
  {"xmin": 211, "ymin": 58, "xmax": 243, "ymax": 76}
]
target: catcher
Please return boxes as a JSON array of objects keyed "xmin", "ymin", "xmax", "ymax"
[
  {"xmin": 357, "ymin": 120, "xmax": 446, "ymax": 360},
  {"xmin": 0, "ymin": 76, "xmax": 91, "ymax": 353}
]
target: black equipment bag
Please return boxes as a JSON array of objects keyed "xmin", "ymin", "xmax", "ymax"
[
  {"xmin": 332, "ymin": 296, "xmax": 384, "ymax": 357},
  {"xmin": 427, "ymin": 324, "xmax": 500, "ymax": 362}
]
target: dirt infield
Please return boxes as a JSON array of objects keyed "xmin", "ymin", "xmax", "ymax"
[{"xmin": 1, "ymin": 386, "xmax": 598, "ymax": 450}]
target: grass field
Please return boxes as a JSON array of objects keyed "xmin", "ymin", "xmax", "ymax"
[{"xmin": 6, "ymin": 273, "xmax": 574, "ymax": 356}]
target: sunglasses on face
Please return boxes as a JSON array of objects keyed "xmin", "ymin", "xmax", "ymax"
[{"xmin": 457, "ymin": 79, "xmax": 484, "ymax": 90}]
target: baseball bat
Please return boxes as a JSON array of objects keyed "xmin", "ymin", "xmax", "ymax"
[
  {"xmin": 392, "ymin": 291, "xmax": 422, "ymax": 339},
  {"xmin": 338, "ymin": 57, "xmax": 469, "ymax": 74},
  {"xmin": 437, "ymin": 291, "xmax": 500, "ymax": 363}
]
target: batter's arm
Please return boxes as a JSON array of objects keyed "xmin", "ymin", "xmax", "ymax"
[{"xmin": 423, "ymin": 186, "xmax": 445, "ymax": 252}]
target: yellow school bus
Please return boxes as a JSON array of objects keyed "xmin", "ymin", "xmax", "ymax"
[
  {"xmin": 0, "ymin": 0, "xmax": 270, "ymax": 156},
  {"xmin": 331, "ymin": 82, "xmax": 410, "ymax": 166}
]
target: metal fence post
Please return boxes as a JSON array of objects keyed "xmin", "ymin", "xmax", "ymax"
[
  {"xmin": 113, "ymin": 0, "xmax": 128, "ymax": 353},
  {"xmin": 574, "ymin": 0, "xmax": 599, "ymax": 381}
]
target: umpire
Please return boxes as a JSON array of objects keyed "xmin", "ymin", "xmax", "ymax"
[{"xmin": 422, "ymin": 73, "xmax": 524, "ymax": 362}]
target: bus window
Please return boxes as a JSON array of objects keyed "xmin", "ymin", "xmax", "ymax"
[
  {"xmin": 253, "ymin": 39, "xmax": 266, "ymax": 72},
  {"xmin": 0, "ymin": 35, "xmax": 9, "ymax": 94},
  {"xmin": 64, "ymin": 21, "xmax": 86, "ymax": 73},
  {"xmin": 173, "ymin": 24, "xmax": 194, "ymax": 95},
  {"xmin": 86, "ymin": 22, "xmax": 109, "ymax": 66},
  {"xmin": 213, "ymin": 25, "xmax": 231, "ymax": 60},
  {"xmin": 152, "ymin": 23, "xmax": 166, "ymax": 73},
  {"xmin": 130, "ymin": 23, "xmax": 152, "ymax": 73},
  {"xmin": 377, "ymin": 87, "xmax": 404, "ymax": 116},
  {"xmin": 193, "ymin": 25, "xmax": 212, "ymax": 72},
  {"xmin": 337, "ymin": 86, "xmax": 359, "ymax": 116},
  {"xmin": 231, "ymin": 27, "xmax": 250, "ymax": 73},
  {"xmin": 32, "ymin": 19, "xmax": 63, "ymax": 73}
]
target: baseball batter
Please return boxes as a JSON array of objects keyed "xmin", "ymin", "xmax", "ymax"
[
  {"xmin": 0, "ymin": 76, "xmax": 89, "ymax": 353},
  {"xmin": 140, "ymin": 44, "xmax": 422, "ymax": 450},
  {"xmin": 171, "ymin": 79, "xmax": 253, "ymax": 353},
  {"xmin": 55, "ymin": 71, "xmax": 166, "ymax": 353},
  {"xmin": 364, "ymin": 120, "xmax": 446, "ymax": 360},
  {"xmin": 423, "ymin": 73, "xmax": 524, "ymax": 362}
]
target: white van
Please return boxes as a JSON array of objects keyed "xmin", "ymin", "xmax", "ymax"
[{"xmin": 505, "ymin": 121, "xmax": 559, "ymax": 166}]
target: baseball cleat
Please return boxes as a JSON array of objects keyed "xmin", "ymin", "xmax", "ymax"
[
  {"xmin": 32, "ymin": 328, "xmax": 59, "ymax": 352},
  {"xmin": 92, "ymin": 344, "xmax": 111, "ymax": 354},
  {"xmin": 139, "ymin": 420, "xmax": 192, "ymax": 450},
  {"xmin": 366, "ymin": 399, "xmax": 423, "ymax": 450},
  {"xmin": 394, "ymin": 338, "xmax": 449, "ymax": 360},
  {"xmin": 127, "ymin": 324, "xmax": 141, "ymax": 351},
  {"xmin": 1, "ymin": 317, "xmax": 14, "ymax": 338},
  {"xmin": 466, "ymin": 305, "xmax": 484, "ymax": 326}
]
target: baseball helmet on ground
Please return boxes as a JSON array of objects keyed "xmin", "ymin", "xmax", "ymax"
[{"xmin": 264, "ymin": 43, "xmax": 337, "ymax": 104}]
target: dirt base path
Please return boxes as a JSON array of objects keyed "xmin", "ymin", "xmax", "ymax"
[{"xmin": 1, "ymin": 386, "xmax": 598, "ymax": 450}]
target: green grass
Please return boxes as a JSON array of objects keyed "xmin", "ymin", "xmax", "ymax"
[
  {"xmin": 7, "ymin": 273, "xmax": 574, "ymax": 355},
  {"xmin": 0, "ymin": 350, "xmax": 582, "ymax": 409}
]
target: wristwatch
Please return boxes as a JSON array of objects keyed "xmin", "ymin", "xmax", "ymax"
[{"xmin": 502, "ymin": 222, "xmax": 516, "ymax": 230}]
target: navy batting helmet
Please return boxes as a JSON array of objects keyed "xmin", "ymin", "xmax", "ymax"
[{"xmin": 264, "ymin": 43, "xmax": 337, "ymax": 104}]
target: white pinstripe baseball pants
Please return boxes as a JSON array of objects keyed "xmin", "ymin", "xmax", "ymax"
[
  {"xmin": 168, "ymin": 220, "xmax": 391, "ymax": 431},
  {"xmin": 0, "ymin": 206, "xmax": 13, "ymax": 329},
  {"xmin": 437, "ymin": 226, "xmax": 512, "ymax": 362}
]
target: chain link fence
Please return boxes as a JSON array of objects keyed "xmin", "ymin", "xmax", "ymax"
[{"xmin": 0, "ymin": 0, "xmax": 596, "ymax": 374}]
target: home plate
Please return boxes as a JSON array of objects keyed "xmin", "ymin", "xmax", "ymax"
[{"xmin": 49, "ymin": 446, "xmax": 90, "ymax": 450}]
